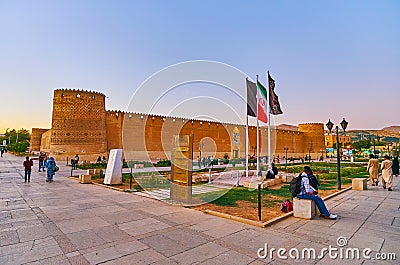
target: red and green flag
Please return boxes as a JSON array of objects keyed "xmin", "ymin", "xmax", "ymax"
[{"xmin": 257, "ymin": 81, "xmax": 268, "ymax": 123}]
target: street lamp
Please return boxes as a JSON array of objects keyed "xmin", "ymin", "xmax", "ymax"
[
  {"xmin": 284, "ymin": 147, "xmax": 289, "ymax": 167},
  {"xmin": 198, "ymin": 142, "xmax": 204, "ymax": 168},
  {"xmin": 326, "ymin": 118, "xmax": 348, "ymax": 190},
  {"xmin": 369, "ymin": 135, "xmax": 381, "ymax": 156}
]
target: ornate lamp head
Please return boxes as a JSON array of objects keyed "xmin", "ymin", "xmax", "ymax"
[
  {"xmin": 340, "ymin": 118, "xmax": 348, "ymax": 132},
  {"xmin": 326, "ymin": 120, "xmax": 334, "ymax": 133}
]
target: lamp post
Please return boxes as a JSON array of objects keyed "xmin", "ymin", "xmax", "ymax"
[
  {"xmin": 369, "ymin": 135, "xmax": 380, "ymax": 156},
  {"xmin": 326, "ymin": 118, "xmax": 348, "ymax": 190},
  {"xmin": 198, "ymin": 142, "xmax": 204, "ymax": 168},
  {"xmin": 284, "ymin": 147, "xmax": 289, "ymax": 168}
]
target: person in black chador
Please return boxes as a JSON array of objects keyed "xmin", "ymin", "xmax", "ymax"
[
  {"xmin": 392, "ymin": 156, "xmax": 399, "ymax": 177},
  {"xmin": 266, "ymin": 162, "xmax": 279, "ymax": 179}
]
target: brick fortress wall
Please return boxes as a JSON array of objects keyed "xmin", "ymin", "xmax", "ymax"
[{"xmin": 34, "ymin": 89, "xmax": 326, "ymax": 162}]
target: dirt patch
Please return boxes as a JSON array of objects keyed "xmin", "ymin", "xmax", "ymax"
[{"xmin": 194, "ymin": 200, "xmax": 284, "ymax": 222}]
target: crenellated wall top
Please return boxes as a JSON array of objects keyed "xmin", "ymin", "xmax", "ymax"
[
  {"xmin": 106, "ymin": 111, "xmax": 245, "ymax": 126},
  {"xmin": 54, "ymin": 88, "xmax": 106, "ymax": 97}
]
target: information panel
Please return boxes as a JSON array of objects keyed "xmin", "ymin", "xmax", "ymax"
[{"xmin": 170, "ymin": 135, "xmax": 193, "ymax": 204}]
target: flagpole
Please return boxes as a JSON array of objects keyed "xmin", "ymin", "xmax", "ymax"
[
  {"xmin": 267, "ymin": 71, "xmax": 271, "ymax": 166},
  {"xmin": 245, "ymin": 78, "xmax": 249, "ymax": 179},
  {"xmin": 256, "ymin": 75, "xmax": 260, "ymax": 179},
  {"xmin": 246, "ymin": 114, "xmax": 249, "ymax": 178}
]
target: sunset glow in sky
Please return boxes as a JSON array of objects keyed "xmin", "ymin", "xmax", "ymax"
[{"xmin": 0, "ymin": 0, "xmax": 399, "ymax": 133}]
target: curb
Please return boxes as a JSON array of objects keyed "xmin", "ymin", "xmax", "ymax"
[
  {"xmin": 262, "ymin": 211, "xmax": 294, "ymax": 227},
  {"xmin": 92, "ymin": 182, "xmax": 125, "ymax": 192},
  {"xmin": 203, "ymin": 210, "xmax": 266, "ymax": 228},
  {"xmin": 322, "ymin": 186, "xmax": 352, "ymax": 201}
]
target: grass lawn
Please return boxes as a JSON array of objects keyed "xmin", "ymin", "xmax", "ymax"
[{"xmin": 192, "ymin": 163, "xmax": 369, "ymax": 222}]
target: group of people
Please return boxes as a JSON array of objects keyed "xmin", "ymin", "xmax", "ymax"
[
  {"xmin": 197, "ymin": 156, "xmax": 214, "ymax": 168},
  {"xmin": 96, "ymin": 155, "xmax": 107, "ymax": 163},
  {"xmin": 38, "ymin": 152, "xmax": 48, "ymax": 172},
  {"xmin": 367, "ymin": 154, "xmax": 399, "ymax": 191},
  {"xmin": 23, "ymin": 155, "xmax": 57, "ymax": 183},
  {"xmin": 294, "ymin": 155, "xmax": 399, "ymax": 221}
]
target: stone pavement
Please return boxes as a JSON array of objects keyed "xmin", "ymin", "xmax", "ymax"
[{"xmin": 0, "ymin": 153, "xmax": 399, "ymax": 264}]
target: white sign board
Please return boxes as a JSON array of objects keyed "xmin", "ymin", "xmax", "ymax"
[
  {"xmin": 2, "ymin": 140, "xmax": 6, "ymax": 146},
  {"xmin": 104, "ymin": 149, "xmax": 123, "ymax": 185}
]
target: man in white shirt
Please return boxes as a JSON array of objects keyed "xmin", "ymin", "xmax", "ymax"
[{"xmin": 297, "ymin": 166, "xmax": 337, "ymax": 220}]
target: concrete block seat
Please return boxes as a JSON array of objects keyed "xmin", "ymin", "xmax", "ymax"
[
  {"xmin": 352, "ymin": 178, "xmax": 368, "ymax": 191},
  {"xmin": 293, "ymin": 197, "xmax": 319, "ymax": 219},
  {"xmin": 79, "ymin": 174, "xmax": 92, "ymax": 184}
]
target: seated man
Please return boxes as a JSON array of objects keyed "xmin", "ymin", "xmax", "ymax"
[
  {"xmin": 266, "ymin": 162, "xmax": 278, "ymax": 179},
  {"xmin": 297, "ymin": 166, "xmax": 337, "ymax": 220}
]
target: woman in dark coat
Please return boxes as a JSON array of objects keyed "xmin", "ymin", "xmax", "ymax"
[{"xmin": 392, "ymin": 156, "xmax": 399, "ymax": 176}]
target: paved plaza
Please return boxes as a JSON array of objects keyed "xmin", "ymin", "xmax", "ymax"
[{"xmin": 0, "ymin": 153, "xmax": 399, "ymax": 264}]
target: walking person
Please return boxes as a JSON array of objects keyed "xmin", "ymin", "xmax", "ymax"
[
  {"xmin": 43, "ymin": 153, "xmax": 48, "ymax": 171},
  {"xmin": 38, "ymin": 153, "xmax": 44, "ymax": 172},
  {"xmin": 392, "ymin": 156, "xmax": 399, "ymax": 177},
  {"xmin": 46, "ymin": 157, "xmax": 57, "ymax": 182},
  {"xmin": 367, "ymin": 154, "xmax": 379, "ymax": 186},
  {"xmin": 297, "ymin": 166, "xmax": 337, "ymax": 219},
  {"xmin": 23, "ymin": 156, "xmax": 33, "ymax": 183},
  {"xmin": 73, "ymin": 154, "xmax": 79, "ymax": 169},
  {"xmin": 381, "ymin": 155, "xmax": 393, "ymax": 191}
]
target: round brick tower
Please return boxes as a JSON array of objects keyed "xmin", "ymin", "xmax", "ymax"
[
  {"xmin": 298, "ymin": 123, "xmax": 325, "ymax": 156},
  {"xmin": 30, "ymin": 128, "xmax": 49, "ymax": 152},
  {"xmin": 50, "ymin": 89, "xmax": 107, "ymax": 160}
]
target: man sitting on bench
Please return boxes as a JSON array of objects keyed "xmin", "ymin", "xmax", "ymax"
[{"xmin": 297, "ymin": 166, "xmax": 337, "ymax": 220}]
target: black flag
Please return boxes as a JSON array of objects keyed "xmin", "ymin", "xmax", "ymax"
[
  {"xmin": 268, "ymin": 72, "xmax": 283, "ymax": 115},
  {"xmin": 246, "ymin": 78, "xmax": 257, "ymax": 117}
]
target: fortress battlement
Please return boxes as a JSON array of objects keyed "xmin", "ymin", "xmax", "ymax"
[{"xmin": 54, "ymin": 88, "xmax": 105, "ymax": 96}]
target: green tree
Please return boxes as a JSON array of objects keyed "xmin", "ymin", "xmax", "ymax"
[
  {"xmin": 0, "ymin": 128, "xmax": 30, "ymax": 152},
  {"xmin": 352, "ymin": 139, "xmax": 371, "ymax": 150}
]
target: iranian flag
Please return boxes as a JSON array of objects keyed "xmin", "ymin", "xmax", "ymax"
[{"xmin": 257, "ymin": 81, "xmax": 268, "ymax": 123}]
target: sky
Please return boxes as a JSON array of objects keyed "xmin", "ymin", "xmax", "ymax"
[{"xmin": 0, "ymin": 0, "xmax": 399, "ymax": 133}]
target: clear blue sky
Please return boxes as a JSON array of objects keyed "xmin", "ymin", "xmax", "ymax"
[{"xmin": 0, "ymin": 0, "xmax": 399, "ymax": 132}]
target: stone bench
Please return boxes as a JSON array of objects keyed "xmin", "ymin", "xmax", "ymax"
[
  {"xmin": 134, "ymin": 164, "xmax": 144, "ymax": 169},
  {"xmin": 79, "ymin": 174, "xmax": 92, "ymax": 184},
  {"xmin": 352, "ymin": 178, "xmax": 368, "ymax": 191},
  {"xmin": 293, "ymin": 198, "xmax": 317, "ymax": 219},
  {"xmin": 87, "ymin": 169, "xmax": 102, "ymax": 175}
]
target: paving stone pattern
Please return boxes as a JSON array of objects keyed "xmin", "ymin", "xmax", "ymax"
[{"xmin": 0, "ymin": 153, "xmax": 399, "ymax": 264}]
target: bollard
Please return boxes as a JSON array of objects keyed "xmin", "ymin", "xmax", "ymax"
[{"xmin": 258, "ymin": 184, "xmax": 262, "ymax": 221}]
